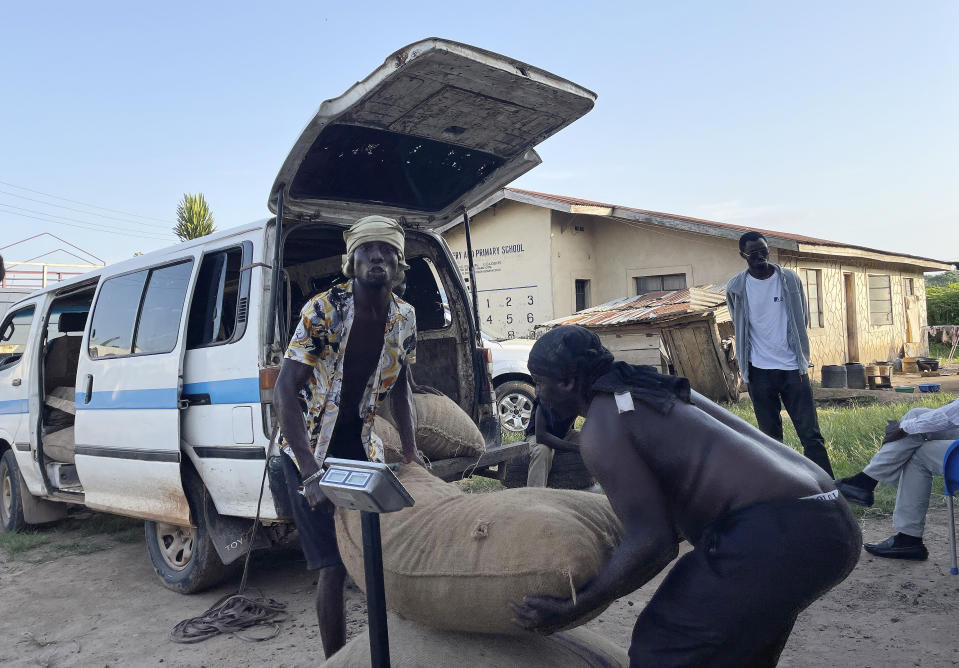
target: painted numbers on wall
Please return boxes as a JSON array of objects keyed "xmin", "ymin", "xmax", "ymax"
[{"xmin": 452, "ymin": 242, "xmax": 549, "ymax": 339}]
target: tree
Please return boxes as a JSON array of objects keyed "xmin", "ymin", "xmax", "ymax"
[
  {"xmin": 927, "ymin": 284, "xmax": 959, "ymax": 325},
  {"xmin": 173, "ymin": 193, "xmax": 216, "ymax": 241}
]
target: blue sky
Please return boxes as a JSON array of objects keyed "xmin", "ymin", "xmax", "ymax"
[{"xmin": 1, "ymin": 1, "xmax": 956, "ymax": 267}]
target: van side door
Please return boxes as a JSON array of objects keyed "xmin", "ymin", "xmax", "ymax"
[
  {"xmin": 74, "ymin": 256, "xmax": 199, "ymax": 524},
  {"xmin": 0, "ymin": 302, "xmax": 44, "ymax": 493}
]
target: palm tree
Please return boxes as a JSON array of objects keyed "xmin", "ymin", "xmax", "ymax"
[{"xmin": 173, "ymin": 193, "xmax": 216, "ymax": 241}]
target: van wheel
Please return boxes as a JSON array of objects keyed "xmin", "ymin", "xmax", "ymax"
[
  {"xmin": 495, "ymin": 381, "xmax": 535, "ymax": 433},
  {"xmin": 0, "ymin": 450, "xmax": 27, "ymax": 533},
  {"xmin": 144, "ymin": 470, "xmax": 233, "ymax": 593}
]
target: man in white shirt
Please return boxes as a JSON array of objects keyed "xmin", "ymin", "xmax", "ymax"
[
  {"xmin": 726, "ymin": 231, "xmax": 835, "ymax": 478},
  {"xmin": 836, "ymin": 398, "xmax": 959, "ymax": 560}
]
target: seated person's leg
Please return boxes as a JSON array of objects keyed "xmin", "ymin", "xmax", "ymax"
[{"xmin": 526, "ymin": 439, "xmax": 554, "ymax": 488}]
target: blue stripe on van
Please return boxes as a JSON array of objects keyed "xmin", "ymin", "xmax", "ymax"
[
  {"xmin": 73, "ymin": 378, "xmax": 260, "ymax": 410},
  {"xmin": 76, "ymin": 388, "xmax": 179, "ymax": 410},
  {"xmin": 0, "ymin": 399, "xmax": 29, "ymax": 415},
  {"xmin": 182, "ymin": 378, "xmax": 259, "ymax": 404}
]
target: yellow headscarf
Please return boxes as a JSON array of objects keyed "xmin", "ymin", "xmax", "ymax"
[{"xmin": 342, "ymin": 215, "xmax": 410, "ymax": 286}]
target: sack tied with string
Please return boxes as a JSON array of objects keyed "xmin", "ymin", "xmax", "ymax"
[{"xmin": 334, "ymin": 463, "xmax": 623, "ymax": 635}]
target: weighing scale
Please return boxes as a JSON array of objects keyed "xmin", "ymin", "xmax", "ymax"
[{"xmin": 319, "ymin": 458, "xmax": 415, "ymax": 667}]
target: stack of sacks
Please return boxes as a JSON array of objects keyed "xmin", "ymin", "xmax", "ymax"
[
  {"xmin": 322, "ymin": 613, "xmax": 628, "ymax": 667},
  {"xmin": 334, "ymin": 464, "xmax": 623, "ymax": 636},
  {"xmin": 376, "ymin": 393, "xmax": 485, "ymax": 463}
]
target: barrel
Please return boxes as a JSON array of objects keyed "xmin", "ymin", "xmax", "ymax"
[
  {"xmin": 845, "ymin": 363, "xmax": 867, "ymax": 389},
  {"xmin": 821, "ymin": 365, "xmax": 847, "ymax": 388}
]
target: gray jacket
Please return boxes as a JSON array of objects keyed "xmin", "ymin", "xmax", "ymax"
[{"xmin": 726, "ymin": 264, "xmax": 810, "ymax": 383}]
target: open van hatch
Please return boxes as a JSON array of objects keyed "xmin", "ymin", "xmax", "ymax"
[{"xmin": 269, "ymin": 37, "xmax": 596, "ymax": 227}]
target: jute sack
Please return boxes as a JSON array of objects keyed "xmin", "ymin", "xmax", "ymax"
[
  {"xmin": 335, "ymin": 464, "xmax": 623, "ymax": 635},
  {"xmin": 412, "ymin": 393, "xmax": 485, "ymax": 459},
  {"xmin": 322, "ymin": 613, "xmax": 628, "ymax": 667},
  {"xmin": 374, "ymin": 416, "xmax": 403, "ymax": 464}
]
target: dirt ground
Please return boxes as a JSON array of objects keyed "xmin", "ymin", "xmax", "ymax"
[{"xmin": 2, "ymin": 505, "xmax": 958, "ymax": 667}]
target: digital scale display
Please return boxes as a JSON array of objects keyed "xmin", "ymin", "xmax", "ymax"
[{"xmin": 319, "ymin": 458, "xmax": 414, "ymax": 513}]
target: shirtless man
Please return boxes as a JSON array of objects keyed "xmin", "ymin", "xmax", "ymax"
[
  {"xmin": 274, "ymin": 215, "xmax": 422, "ymax": 658},
  {"xmin": 513, "ymin": 325, "xmax": 861, "ymax": 667}
]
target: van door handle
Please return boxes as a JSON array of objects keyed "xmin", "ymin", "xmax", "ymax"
[
  {"xmin": 11, "ymin": 378, "xmax": 21, "ymax": 386},
  {"xmin": 83, "ymin": 374, "xmax": 93, "ymax": 404}
]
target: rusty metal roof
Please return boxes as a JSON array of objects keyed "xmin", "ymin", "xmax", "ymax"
[{"xmin": 541, "ymin": 285, "xmax": 727, "ymax": 329}]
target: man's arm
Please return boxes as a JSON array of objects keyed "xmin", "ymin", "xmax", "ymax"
[
  {"xmin": 513, "ymin": 395, "xmax": 677, "ymax": 633},
  {"xmin": 274, "ymin": 358, "xmax": 328, "ymax": 509},
  {"xmin": 534, "ymin": 407, "xmax": 579, "ymax": 453},
  {"xmin": 899, "ymin": 398, "xmax": 959, "ymax": 435},
  {"xmin": 390, "ymin": 363, "xmax": 425, "ymax": 465}
]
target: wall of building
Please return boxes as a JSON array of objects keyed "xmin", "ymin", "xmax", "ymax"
[
  {"xmin": 549, "ymin": 211, "xmax": 753, "ymax": 313},
  {"xmin": 445, "ymin": 200, "xmax": 932, "ymax": 374},
  {"xmin": 780, "ymin": 253, "xmax": 928, "ymax": 377},
  {"xmin": 444, "ymin": 200, "xmax": 554, "ymax": 339}
]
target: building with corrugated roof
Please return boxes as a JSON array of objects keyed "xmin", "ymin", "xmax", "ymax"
[{"xmin": 442, "ymin": 188, "xmax": 952, "ymax": 379}]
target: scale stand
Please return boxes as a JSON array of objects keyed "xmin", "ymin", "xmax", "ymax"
[{"xmin": 319, "ymin": 458, "xmax": 415, "ymax": 668}]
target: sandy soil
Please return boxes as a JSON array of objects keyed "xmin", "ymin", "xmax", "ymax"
[{"xmin": 2, "ymin": 505, "xmax": 958, "ymax": 667}]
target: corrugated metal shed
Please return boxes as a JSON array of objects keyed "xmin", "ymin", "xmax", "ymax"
[{"xmin": 539, "ymin": 285, "xmax": 727, "ymax": 330}]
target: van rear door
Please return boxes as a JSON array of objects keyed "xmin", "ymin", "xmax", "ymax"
[
  {"xmin": 269, "ymin": 37, "xmax": 596, "ymax": 227},
  {"xmin": 74, "ymin": 255, "xmax": 200, "ymax": 524}
]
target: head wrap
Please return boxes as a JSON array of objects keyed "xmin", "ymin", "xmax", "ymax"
[
  {"xmin": 529, "ymin": 325, "xmax": 690, "ymax": 415},
  {"xmin": 342, "ymin": 215, "xmax": 410, "ymax": 285}
]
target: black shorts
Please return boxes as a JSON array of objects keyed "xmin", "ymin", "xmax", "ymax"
[
  {"xmin": 629, "ymin": 492, "xmax": 862, "ymax": 668},
  {"xmin": 281, "ymin": 453, "xmax": 342, "ymax": 570}
]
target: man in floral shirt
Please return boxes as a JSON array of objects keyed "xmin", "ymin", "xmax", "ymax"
[{"xmin": 274, "ymin": 215, "xmax": 421, "ymax": 659}]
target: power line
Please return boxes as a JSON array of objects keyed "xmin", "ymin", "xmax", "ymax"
[
  {"xmin": 0, "ymin": 205, "xmax": 172, "ymax": 240},
  {"xmin": 0, "ymin": 189, "xmax": 170, "ymax": 230},
  {"xmin": 0, "ymin": 179, "xmax": 176, "ymax": 224}
]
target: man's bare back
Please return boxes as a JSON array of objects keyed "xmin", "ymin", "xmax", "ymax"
[{"xmin": 582, "ymin": 389, "xmax": 833, "ymax": 543}]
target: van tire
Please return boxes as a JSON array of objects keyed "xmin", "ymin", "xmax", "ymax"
[
  {"xmin": 495, "ymin": 381, "xmax": 536, "ymax": 434},
  {"xmin": 0, "ymin": 450, "xmax": 27, "ymax": 533},
  {"xmin": 144, "ymin": 469, "xmax": 233, "ymax": 594}
]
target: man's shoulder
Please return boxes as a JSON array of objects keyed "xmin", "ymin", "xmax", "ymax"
[
  {"xmin": 726, "ymin": 270, "xmax": 748, "ymax": 294},
  {"xmin": 392, "ymin": 295, "xmax": 416, "ymax": 321}
]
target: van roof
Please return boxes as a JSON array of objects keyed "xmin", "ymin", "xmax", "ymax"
[{"xmin": 4, "ymin": 219, "xmax": 270, "ymax": 309}]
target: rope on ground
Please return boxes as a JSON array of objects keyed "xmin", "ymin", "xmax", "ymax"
[
  {"xmin": 170, "ymin": 427, "xmax": 287, "ymax": 644},
  {"xmin": 170, "ymin": 591, "xmax": 288, "ymax": 643}
]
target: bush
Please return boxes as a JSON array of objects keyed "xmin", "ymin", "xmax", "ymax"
[{"xmin": 927, "ymin": 283, "xmax": 959, "ymax": 325}]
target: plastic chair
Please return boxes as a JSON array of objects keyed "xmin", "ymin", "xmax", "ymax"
[{"xmin": 945, "ymin": 439, "xmax": 959, "ymax": 575}]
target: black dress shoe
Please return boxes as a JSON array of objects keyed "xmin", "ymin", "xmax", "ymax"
[
  {"xmin": 864, "ymin": 535, "xmax": 928, "ymax": 561},
  {"xmin": 835, "ymin": 478, "xmax": 874, "ymax": 507}
]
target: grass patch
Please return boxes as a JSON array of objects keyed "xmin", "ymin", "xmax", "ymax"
[
  {"xmin": 0, "ymin": 531, "xmax": 53, "ymax": 557},
  {"xmin": 454, "ymin": 476, "xmax": 504, "ymax": 494},
  {"xmin": 929, "ymin": 340, "xmax": 953, "ymax": 362},
  {"xmin": 0, "ymin": 511, "xmax": 143, "ymax": 562},
  {"xmin": 725, "ymin": 393, "xmax": 957, "ymax": 513}
]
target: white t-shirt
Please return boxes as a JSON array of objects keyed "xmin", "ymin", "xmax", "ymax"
[{"xmin": 745, "ymin": 273, "xmax": 798, "ymax": 370}]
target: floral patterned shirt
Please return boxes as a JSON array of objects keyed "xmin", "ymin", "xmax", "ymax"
[{"xmin": 281, "ymin": 280, "xmax": 416, "ymax": 469}]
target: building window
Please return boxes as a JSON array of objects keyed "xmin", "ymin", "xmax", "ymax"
[
  {"xmin": 868, "ymin": 274, "xmax": 893, "ymax": 326},
  {"xmin": 635, "ymin": 273, "xmax": 686, "ymax": 295},
  {"xmin": 800, "ymin": 269, "xmax": 824, "ymax": 328},
  {"xmin": 575, "ymin": 279, "xmax": 591, "ymax": 312},
  {"xmin": 903, "ymin": 277, "xmax": 914, "ymax": 297}
]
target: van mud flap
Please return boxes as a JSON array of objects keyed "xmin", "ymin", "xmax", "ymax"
[{"xmin": 200, "ymin": 486, "xmax": 270, "ymax": 566}]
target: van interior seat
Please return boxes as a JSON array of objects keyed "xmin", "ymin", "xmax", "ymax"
[{"xmin": 44, "ymin": 311, "xmax": 87, "ymax": 394}]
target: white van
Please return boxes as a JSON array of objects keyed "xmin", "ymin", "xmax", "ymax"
[{"xmin": 0, "ymin": 38, "xmax": 594, "ymax": 593}]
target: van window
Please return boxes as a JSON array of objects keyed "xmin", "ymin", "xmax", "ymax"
[
  {"xmin": 0, "ymin": 305, "xmax": 36, "ymax": 369},
  {"xmin": 88, "ymin": 260, "xmax": 194, "ymax": 358},
  {"xmin": 88, "ymin": 271, "xmax": 148, "ymax": 357},
  {"xmin": 187, "ymin": 248, "xmax": 242, "ymax": 348},
  {"xmin": 403, "ymin": 256, "xmax": 452, "ymax": 331},
  {"xmin": 133, "ymin": 261, "xmax": 194, "ymax": 354}
]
